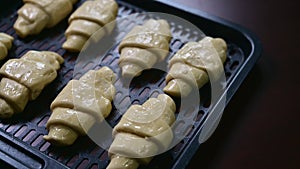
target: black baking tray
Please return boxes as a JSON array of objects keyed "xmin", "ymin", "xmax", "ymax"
[{"xmin": 0, "ymin": 0, "xmax": 262, "ymax": 169}]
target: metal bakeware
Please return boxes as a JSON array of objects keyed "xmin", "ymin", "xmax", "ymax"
[{"xmin": 0, "ymin": 0, "xmax": 262, "ymax": 168}]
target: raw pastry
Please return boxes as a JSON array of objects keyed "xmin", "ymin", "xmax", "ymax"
[
  {"xmin": 0, "ymin": 50, "xmax": 64, "ymax": 118},
  {"xmin": 118, "ymin": 19, "xmax": 171, "ymax": 78},
  {"xmin": 63, "ymin": 0, "xmax": 118, "ymax": 52},
  {"xmin": 0, "ymin": 33, "xmax": 14, "ymax": 60},
  {"xmin": 14, "ymin": 0, "xmax": 78, "ymax": 38},
  {"xmin": 164, "ymin": 37, "xmax": 227, "ymax": 97},
  {"xmin": 44, "ymin": 67, "xmax": 116, "ymax": 146},
  {"xmin": 107, "ymin": 94, "xmax": 176, "ymax": 169}
]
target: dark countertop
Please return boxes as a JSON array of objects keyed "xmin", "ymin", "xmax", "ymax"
[{"xmin": 172, "ymin": 0, "xmax": 300, "ymax": 169}]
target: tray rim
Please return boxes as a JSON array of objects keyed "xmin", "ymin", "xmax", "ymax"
[
  {"xmin": 151, "ymin": 1, "xmax": 263, "ymax": 169},
  {"xmin": 120, "ymin": 0, "xmax": 263, "ymax": 168}
]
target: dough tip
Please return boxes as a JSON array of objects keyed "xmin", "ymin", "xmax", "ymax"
[
  {"xmin": 107, "ymin": 155, "xmax": 139, "ymax": 169},
  {"xmin": 0, "ymin": 33, "xmax": 14, "ymax": 49},
  {"xmin": 63, "ymin": 35, "xmax": 87, "ymax": 52},
  {"xmin": 163, "ymin": 79, "xmax": 192, "ymax": 97},
  {"xmin": 44, "ymin": 125, "xmax": 78, "ymax": 146},
  {"xmin": 0, "ymin": 47, "xmax": 8, "ymax": 60},
  {"xmin": 121, "ymin": 64, "xmax": 143, "ymax": 78},
  {"xmin": 0, "ymin": 99, "xmax": 14, "ymax": 119},
  {"xmin": 13, "ymin": 23, "xmax": 29, "ymax": 39},
  {"xmin": 163, "ymin": 80, "xmax": 182, "ymax": 97}
]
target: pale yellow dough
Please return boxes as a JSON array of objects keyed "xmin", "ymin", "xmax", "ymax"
[
  {"xmin": 14, "ymin": 0, "xmax": 78, "ymax": 38},
  {"xmin": 164, "ymin": 37, "xmax": 227, "ymax": 97},
  {"xmin": 0, "ymin": 33, "xmax": 14, "ymax": 60},
  {"xmin": 107, "ymin": 94, "xmax": 176, "ymax": 169},
  {"xmin": 118, "ymin": 19, "xmax": 171, "ymax": 78},
  {"xmin": 0, "ymin": 50, "xmax": 63, "ymax": 118},
  {"xmin": 63, "ymin": 0, "xmax": 118, "ymax": 52},
  {"xmin": 44, "ymin": 66, "xmax": 116, "ymax": 146}
]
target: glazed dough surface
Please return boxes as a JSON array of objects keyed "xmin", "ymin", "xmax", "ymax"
[
  {"xmin": 44, "ymin": 67, "xmax": 116, "ymax": 146},
  {"xmin": 0, "ymin": 51, "xmax": 63, "ymax": 118},
  {"xmin": 164, "ymin": 37, "xmax": 227, "ymax": 97},
  {"xmin": 0, "ymin": 33, "xmax": 14, "ymax": 60},
  {"xmin": 118, "ymin": 19, "xmax": 171, "ymax": 77},
  {"xmin": 108, "ymin": 94, "xmax": 176, "ymax": 169}
]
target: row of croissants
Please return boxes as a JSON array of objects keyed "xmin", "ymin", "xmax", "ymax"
[
  {"xmin": 0, "ymin": 0, "xmax": 228, "ymax": 169},
  {"xmin": 14, "ymin": 0, "xmax": 118, "ymax": 52}
]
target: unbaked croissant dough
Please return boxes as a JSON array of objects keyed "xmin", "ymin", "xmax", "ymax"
[
  {"xmin": 0, "ymin": 50, "xmax": 64, "ymax": 118},
  {"xmin": 118, "ymin": 19, "xmax": 171, "ymax": 78},
  {"xmin": 14, "ymin": 0, "xmax": 78, "ymax": 38},
  {"xmin": 44, "ymin": 67, "xmax": 116, "ymax": 146},
  {"xmin": 0, "ymin": 33, "xmax": 14, "ymax": 60},
  {"xmin": 107, "ymin": 94, "xmax": 176, "ymax": 169},
  {"xmin": 164, "ymin": 37, "xmax": 227, "ymax": 97},
  {"xmin": 63, "ymin": 0, "xmax": 118, "ymax": 52}
]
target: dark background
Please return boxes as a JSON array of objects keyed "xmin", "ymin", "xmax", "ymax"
[{"xmin": 171, "ymin": 0, "xmax": 300, "ymax": 169}]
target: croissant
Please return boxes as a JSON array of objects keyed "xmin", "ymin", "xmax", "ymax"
[
  {"xmin": 44, "ymin": 67, "xmax": 116, "ymax": 146},
  {"xmin": 0, "ymin": 50, "xmax": 64, "ymax": 118},
  {"xmin": 63, "ymin": 0, "xmax": 118, "ymax": 52},
  {"xmin": 107, "ymin": 94, "xmax": 176, "ymax": 169},
  {"xmin": 14, "ymin": 0, "xmax": 78, "ymax": 38},
  {"xmin": 118, "ymin": 19, "xmax": 171, "ymax": 78},
  {"xmin": 163, "ymin": 37, "xmax": 227, "ymax": 97},
  {"xmin": 0, "ymin": 33, "xmax": 14, "ymax": 60}
]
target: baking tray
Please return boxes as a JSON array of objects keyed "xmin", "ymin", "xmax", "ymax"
[{"xmin": 0, "ymin": 0, "xmax": 262, "ymax": 169}]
